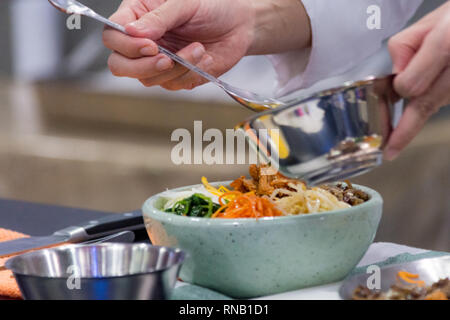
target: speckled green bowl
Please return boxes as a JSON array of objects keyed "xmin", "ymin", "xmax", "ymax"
[{"xmin": 142, "ymin": 182, "xmax": 382, "ymax": 298}]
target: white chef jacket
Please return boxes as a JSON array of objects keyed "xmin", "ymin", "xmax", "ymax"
[{"xmin": 269, "ymin": 0, "xmax": 424, "ymax": 98}]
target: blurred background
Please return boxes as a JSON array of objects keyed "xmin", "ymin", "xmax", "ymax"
[{"xmin": 0, "ymin": 0, "xmax": 448, "ymax": 251}]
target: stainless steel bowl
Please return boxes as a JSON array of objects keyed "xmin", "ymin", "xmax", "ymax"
[
  {"xmin": 236, "ymin": 74, "xmax": 402, "ymax": 185},
  {"xmin": 5, "ymin": 243, "xmax": 185, "ymax": 300},
  {"xmin": 339, "ymin": 256, "xmax": 450, "ymax": 300}
]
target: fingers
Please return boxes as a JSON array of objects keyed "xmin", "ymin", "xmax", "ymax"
[
  {"xmin": 103, "ymin": 6, "xmax": 159, "ymax": 58},
  {"xmin": 109, "ymin": 3, "xmax": 136, "ymax": 25},
  {"xmin": 384, "ymin": 67, "xmax": 450, "ymax": 160},
  {"xmin": 103, "ymin": 30, "xmax": 159, "ymax": 58},
  {"xmin": 108, "ymin": 42, "xmax": 206, "ymax": 87},
  {"xmin": 161, "ymin": 55, "xmax": 214, "ymax": 90},
  {"xmin": 385, "ymin": 3, "xmax": 450, "ymax": 160},
  {"xmin": 388, "ymin": 4, "xmax": 445, "ymax": 75},
  {"xmin": 393, "ymin": 24, "xmax": 450, "ymax": 98},
  {"xmin": 139, "ymin": 43, "xmax": 206, "ymax": 88},
  {"xmin": 125, "ymin": 0, "xmax": 199, "ymax": 40},
  {"xmin": 388, "ymin": 24, "xmax": 429, "ymax": 74},
  {"xmin": 108, "ymin": 52, "xmax": 174, "ymax": 78}
]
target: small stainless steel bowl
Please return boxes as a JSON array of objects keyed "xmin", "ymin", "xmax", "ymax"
[
  {"xmin": 5, "ymin": 243, "xmax": 185, "ymax": 300},
  {"xmin": 236, "ymin": 74, "xmax": 402, "ymax": 185},
  {"xmin": 339, "ymin": 256, "xmax": 450, "ymax": 300}
]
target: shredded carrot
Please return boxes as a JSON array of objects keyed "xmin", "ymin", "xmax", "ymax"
[
  {"xmin": 218, "ymin": 191, "xmax": 241, "ymax": 206},
  {"xmin": 212, "ymin": 191, "xmax": 283, "ymax": 219},
  {"xmin": 397, "ymin": 271, "xmax": 425, "ymax": 286}
]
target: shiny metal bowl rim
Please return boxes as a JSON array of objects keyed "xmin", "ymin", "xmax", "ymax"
[
  {"xmin": 5, "ymin": 243, "xmax": 186, "ymax": 279},
  {"xmin": 312, "ymin": 73, "xmax": 395, "ymax": 98},
  {"xmin": 236, "ymin": 73, "xmax": 396, "ymax": 127},
  {"xmin": 143, "ymin": 181, "xmax": 382, "ymax": 225}
]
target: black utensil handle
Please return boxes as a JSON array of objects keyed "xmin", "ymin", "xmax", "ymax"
[{"xmin": 80, "ymin": 211, "xmax": 144, "ymax": 237}]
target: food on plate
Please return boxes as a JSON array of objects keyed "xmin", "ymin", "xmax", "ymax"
[
  {"xmin": 162, "ymin": 164, "xmax": 369, "ymax": 219},
  {"xmin": 352, "ymin": 271, "xmax": 450, "ymax": 300}
]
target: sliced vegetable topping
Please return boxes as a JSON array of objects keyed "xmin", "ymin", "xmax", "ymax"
[
  {"xmin": 397, "ymin": 271, "xmax": 426, "ymax": 286},
  {"xmin": 165, "ymin": 193, "xmax": 220, "ymax": 218}
]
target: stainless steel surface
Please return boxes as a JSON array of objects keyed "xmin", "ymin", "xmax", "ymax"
[
  {"xmin": 6, "ymin": 243, "xmax": 185, "ymax": 300},
  {"xmin": 339, "ymin": 256, "xmax": 450, "ymax": 300},
  {"xmin": 0, "ymin": 231, "xmax": 136, "ymax": 272},
  {"xmin": 0, "ymin": 211, "xmax": 144, "ymax": 258},
  {"xmin": 81, "ymin": 230, "xmax": 135, "ymax": 244},
  {"xmin": 47, "ymin": 0, "xmax": 283, "ymax": 111},
  {"xmin": 237, "ymin": 74, "xmax": 402, "ymax": 185}
]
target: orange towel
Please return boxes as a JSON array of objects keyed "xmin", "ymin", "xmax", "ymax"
[{"xmin": 0, "ymin": 228, "xmax": 29, "ymax": 299}]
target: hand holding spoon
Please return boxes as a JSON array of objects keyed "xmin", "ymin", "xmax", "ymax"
[{"xmin": 48, "ymin": 0, "xmax": 285, "ymax": 112}]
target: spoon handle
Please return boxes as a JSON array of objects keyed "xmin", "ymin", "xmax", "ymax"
[
  {"xmin": 157, "ymin": 46, "xmax": 223, "ymax": 86},
  {"xmin": 98, "ymin": 14, "xmax": 127, "ymax": 33}
]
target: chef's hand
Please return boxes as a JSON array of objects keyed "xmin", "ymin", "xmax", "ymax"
[
  {"xmin": 386, "ymin": 2, "xmax": 450, "ymax": 160},
  {"xmin": 103, "ymin": 0, "xmax": 310, "ymax": 90}
]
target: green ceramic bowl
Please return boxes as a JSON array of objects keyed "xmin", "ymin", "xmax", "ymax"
[{"xmin": 142, "ymin": 182, "xmax": 382, "ymax": 298}]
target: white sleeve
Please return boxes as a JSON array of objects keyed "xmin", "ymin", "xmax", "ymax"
[{"xmin": 269, "ymin": 0, "xmax": 423, "ymax": 97}]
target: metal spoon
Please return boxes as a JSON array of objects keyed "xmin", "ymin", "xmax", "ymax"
[
  {"xmin": 81, "ymin": 230, "xmax": 135, "ymax": 244},
  {"xmin": 48, "ymin": 0, "xmax": 285, "ymax": 111}
]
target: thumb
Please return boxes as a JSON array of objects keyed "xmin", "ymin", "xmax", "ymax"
[{"xmin": 125, "ymin": 0, "xmax": 199, "ymax": 40}]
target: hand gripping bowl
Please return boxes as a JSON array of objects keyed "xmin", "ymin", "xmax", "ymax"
[
  {"xmin": 142, "ymin": 182, "xmax": 383, "ymax": 298},
  {"xmin": 236, "ymin": 74, "xmax": 402, "ymax": 186},
  {"xmin": 5, "ymin": 243, "xmax": 185, "ymax": 300}
]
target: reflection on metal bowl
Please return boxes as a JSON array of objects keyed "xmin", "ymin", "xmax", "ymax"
[
  {"xmin": 5, "ymin": 243, "xmax": 185, "ymax": 300},
  {"xmin": 236, "ymin": 74, "xmax": 402, "ymax": 185}
]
